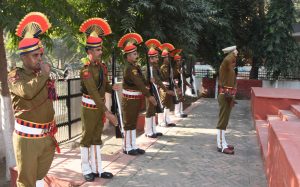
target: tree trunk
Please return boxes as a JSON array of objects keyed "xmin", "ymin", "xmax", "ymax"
[
  {"xmin": 250, "ymin": 56, "xmax": 259, "ymax": 79},
  {"xmin": 0, "ymin": 27, "xmax": 16, "ymax": 180}
]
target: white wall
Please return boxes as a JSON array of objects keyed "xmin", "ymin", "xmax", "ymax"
[
  {"xmin": 0, "ymin": 129, "xmax": 5, "ymax": 160},
  {"xmin": 262, "ymin": 80, "xmax": 300, "ymax": 89}
]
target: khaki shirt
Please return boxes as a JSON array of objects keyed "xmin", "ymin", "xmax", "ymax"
[
  {"xmin": 173, "ymin": 64, "xmax": 181, "ymax": 80},
  {"xmin": 122, "ymin": 62, "xmax": 151, "ymax": 97},
  {"xmin": 145, "ymin": 64, "xmax": 168, "ymax": 92},
  {"xmin": 8, "ymin": 67, "xmax": 55, "ymax": 123},
  {"xmin": 80, "ymin": 62, "xmax": 112, "ymax": 112},
  {"xmin": 160, "ymin": 63, "xmax": 170, "ymax": 82},
  {"xmin": 219, "ymin": 53, "xmax": 237, "ymax": 88}
]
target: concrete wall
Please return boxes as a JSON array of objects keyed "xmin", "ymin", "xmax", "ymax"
[{"xmin": 263, "ymin": 80, "xmax": 300, "ymax": 89}]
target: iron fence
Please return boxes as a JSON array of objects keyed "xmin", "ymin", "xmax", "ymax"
[
  {"xmin": 54, "ymin": 78, "xmax": 82, "ymax": 143},
  {"xmin": 195, "ymin": 69, "xmax": 300, "ymax": 80}
]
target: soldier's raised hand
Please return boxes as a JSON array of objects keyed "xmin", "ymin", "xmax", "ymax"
[
  {"xmin": 112, "ymin": 84, "xmax": 121, "ymax": 91},
  {"xmin": 150, "ymin": 78, "xmax": 156, "ymax": 84},
  {"xmin": 105, "ymin": 111, "xmax": 118, "ymax": 126},
  {"xmin": 40, "ymin": 62, "xmax": 51, "ymax": 76}
]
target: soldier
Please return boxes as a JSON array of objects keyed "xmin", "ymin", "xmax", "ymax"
[
  {"xmin": 144, "ymin": 39, "xmax": 175, "ymax": 138},
  {"xmin": 79, "ymin": 18, "xmax": 118, "ymax": 181},
  {"xmin": 216, "ymin": 46, "xmax": 238, "ymax": 155},
  {"xmin": 158, "ymin": 43, "xmax": 177, "ymax": 127},
  {"xmin": 172, "ymin": 51, "xmax": 190, "ymax": 118},
  {"xmin": 8, "ymin": 12, "xmax": 58, "ymax": 187},
  {"xmin": 117, "ymin": 33, "xmax": 157, "ymax": 155}
]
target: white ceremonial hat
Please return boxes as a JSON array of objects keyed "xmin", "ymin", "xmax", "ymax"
[{"xmin": 222, "ymin": 46, "xmax": 236, "ymax": 54}]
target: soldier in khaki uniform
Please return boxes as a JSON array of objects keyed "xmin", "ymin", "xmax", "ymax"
[
  {"xmin": 117, "ymin": 33, "xmax": 157, "ymax": 155},
  {"xmin": 79, "ymin": 18, "xmax": 118, "ymax": 181},
  {"xmin": 8, "ymin": 12, "xmax": 58, "ymax": 187},
  {"xmin": 144, "ymin": 39, "xmax": 175, "ymax": 138},
  {"xmin": 216, "ymin": 46, "xmax": 238, "ymax": 155},
  {"xmin": 158, "ymin": 43, "xmax": 177, "ymax": 127},
  {"xmin": 172, "ymin": 51, "xmax": 190, "ymax": 118}
]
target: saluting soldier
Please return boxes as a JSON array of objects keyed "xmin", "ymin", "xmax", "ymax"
[
  {"xmin": 216, "ymin": 46, "xmax": 238, "ymax": 155},
  {"xmin": 172, "ymin": 50, "xmax": 190, "ymax": 118},
  {"xmin": 158, "ymin": 43, "xmax": 177, "ymax": 127},
  {"xmin": 117, "ymin": 33, "xmax": 157, "ymax": 155},
  {"xmin": 8, "ymin": 12, "xmax": 58, "ymax": 187},
  {"xmin": 144, "ymin": 39, "xmax": 174, "ymax": 138},
  {"xmin": 79, "ymin": 18, "xmax": 118, "ymax": 182}
]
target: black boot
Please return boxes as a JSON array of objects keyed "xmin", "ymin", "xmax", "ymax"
[
  {"xmin": 135, "ymin": 148, "xmax": 145, "ymax": 154},
  {"xmin": 180, "ymin": 113, "xmax": 188, "ymax": 118},
  {"xmin": 100, "ymin": 172, "xmax": 113, "ymax": 179},
  {"xmin": 123, "ymin": 149, "xmax": 138, "ymax": 155},
  {"xmin": 145, "ymin": 134, "xmax": 157, "ymax": 138},
  {"xmin": 83, "ymin": 173, "xmax": 95, "ymax": 182},
  {"xmin": 155, "ymin": 132, "xmax": 163, "ymax": 136}
]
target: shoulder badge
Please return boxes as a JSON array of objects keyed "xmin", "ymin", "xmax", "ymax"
[
  {"xmin": 8, "ymin": 68, "xmax": 20, "ymax": 83},
  {"xmin": 82, "ymin": 69, "xmax": 91, "ymax": 79},
  {"xmin": 132, "ymin": 69, "xmax": 138, "ymax": 75}
]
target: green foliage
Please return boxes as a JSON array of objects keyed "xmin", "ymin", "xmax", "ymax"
[
  {"xmin": 199, "ymin": 0, "xmax": 266, "ymax": 70},
  {"xmin": 263, "ymin": 0, "xmax": 300, "ymax": 77},
  {"xmin": 1, "ymin": 0, "xmax": 299, "ymax": 76},
  {"xmin": 0, "ymin": 0, "xmax": 84, "ymax": 68}
]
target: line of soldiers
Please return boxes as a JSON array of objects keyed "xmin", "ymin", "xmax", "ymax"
[{"xmin": 7, "ymin": 12, "xmax": 237, "ymax": 187}]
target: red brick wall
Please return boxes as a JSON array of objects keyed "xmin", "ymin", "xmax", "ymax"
[{"xmin": 201, "ymin": 78, "xmax": 262, "ymax": 99}]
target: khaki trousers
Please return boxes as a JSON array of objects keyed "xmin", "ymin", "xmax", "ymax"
[
  {"xmin": 13, "ymin": 133, "xmax": 55, "ymax": 187},
  {"xmin": 216, "ymin": 94, "xmax": 233, "ymax": 130}
]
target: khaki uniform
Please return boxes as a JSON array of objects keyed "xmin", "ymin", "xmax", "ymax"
[
  {"xmin": 145, "ymin": 64, "xmax": 168, "ymax": 118},
  {"xmin": 173, "ymin": 64, "xmax": 184, "ymax": 101},
  {"xmin": 80, "ymin": 62, "xmax": 112, "ymax": 146},
  {"xmin": 159, "ymin": 64, "xmax": 174, "ymax": 109},
  {"xmin": 8, "ymin": 67, "xmax": 55, "ymax": 187},
  {"xmin": 216, "ymin": 53, "xmax": 237, "ymax": 130},
  {"xmin": 122, "ymin": 62, "xmax": 151, "ymax": 130}
]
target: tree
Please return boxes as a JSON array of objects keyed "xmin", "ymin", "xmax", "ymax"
[
  {"xmin": 263, "ymin": 0, "xmax": 300, "ymax": 78},
  {"xmin": 0, "ymin": 25, "xmax": 15, "ymax": 181},
  {"xmin": 69, "ymin": 0, "xmax": 221, "ymax": 63},
  {"xmin": 197, "ymin": 0, "xmax": 267, "ymax": 72}
]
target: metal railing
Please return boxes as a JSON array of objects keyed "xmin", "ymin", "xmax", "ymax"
[
  {"xmin": 195, "ymin": 69, "xmax": 300, "ymax": 80},
  {"xmin": 54, "ymin": 78, "xmax": 82, "ymax": 143}
]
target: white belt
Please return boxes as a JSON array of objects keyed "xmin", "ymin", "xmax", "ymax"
[
  {"xmin": 82, "ymin": 96, "xmax": 96, "ymax": 105},
  {"xmin": 122, "ymin": 89, "xmax": 142, "ymax": 96},
  {"xmin": 162, "ymin": 82, "xmax": 170, "ymax": 86},
  {"xmin": 15, "ymin": 121, "xmax": 44, "ymax": 135}
]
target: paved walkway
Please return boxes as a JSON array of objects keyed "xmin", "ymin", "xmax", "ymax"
[
  {"xmin": 0, "ymin": 98, "xmax": 267, "ymax": 186},
  {"xmin": 105, "ymin": 98, "xmax": 267, "ymax": 187}
]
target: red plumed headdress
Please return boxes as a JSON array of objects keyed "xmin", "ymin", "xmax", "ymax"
[
  {"xmin": 16, "ymin": 12, "xmax": 51, "ymax": 55},
  {"xmin": 159, "ymin": 43, "xmax": 175, "ymax": 58},
  {"xmin": 79, "ymin": 18, "xmax": 112, "ymax": 48},
  {"xmin": 145, "ymin": 39, "xmax": 161, "ymax": 57},
  {"xmin": 171, "ymin": 49, "xmax": 183, "ymax": 61},
  {"xmin": 118, "ymin": 33, "xmax": 143, "ymax": 54}
]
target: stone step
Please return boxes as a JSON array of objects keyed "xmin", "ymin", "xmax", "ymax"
[
  {"xmin": 291, "ymin": 105, "xmax": 300, "ymax": 118},
  {"xmin": 266, "ymin": 121, "xmax": 300, "ymax": 187},
  {"xmin": 267, "ymin": 115, "xmax": 281, "ymax": 122},
  {"xmin": 278, "ymin": 109, "xmax": 300, "ymax": 122},
  {"xmin": 255, "ymin": 120, "xmax": 269, "ymax": 161}
]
